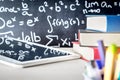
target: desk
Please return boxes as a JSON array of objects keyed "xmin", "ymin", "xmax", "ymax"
[{"xmin": 0, "ymin": 48, "xmax": 86, "ymax": 80}]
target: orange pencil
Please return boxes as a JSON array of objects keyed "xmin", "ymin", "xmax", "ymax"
[
  {"xmin": 114, "ymin": 53, "xmax": 120, "ymax": 80},
  {"xmin": 104, "ymin": 44, "xmax": 118, "ymax": 80}
]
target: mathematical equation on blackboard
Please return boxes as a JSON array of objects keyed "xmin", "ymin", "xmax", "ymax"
[
  {"xmin": 0, "ymin": 37, "xmax": 70, "ymax": 61},
  {"xmin": 0, "ymin": 0, "xmax": 120, "ymax": 47}
]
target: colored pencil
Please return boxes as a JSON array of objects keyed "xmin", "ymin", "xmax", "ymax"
[
  {"xmin": 114, "ymin": 53, "xmax": 120, "ymax": 80},
  {"xmin": 104, "ymin": 44, "xmax": 117, "ymax": 80},
  {"xmin": 97, "ymin": 40, "xmax": 105, "ymax": 68}
]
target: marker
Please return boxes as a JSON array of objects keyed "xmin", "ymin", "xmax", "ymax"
[
  {"xmin": 114, "ymin": 53, "xmax": 120, "ymax": 80},
  {"xmin": 97, "ymin": 40, "xmax": 105, "ymax": 68},
  {"xmin": 104, "ymin": 44, "xmax": 117, "ymax": 80}
]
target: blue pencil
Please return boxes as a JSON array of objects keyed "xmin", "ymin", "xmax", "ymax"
[
  {"xmin": 95, "ymin": 60, "xmax": 102, "ymax": 69},
  {"xmin": 97, "ymin": 40, "xmax": 105, "ymax": 68}
]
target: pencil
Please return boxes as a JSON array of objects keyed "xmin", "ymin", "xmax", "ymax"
[
  {"xmin": 114, "ymin": 53, "xmax": 120, "ymax": 80},
  {"xmin": 97, "ymin": 40, "xmax": 105, "ymax": 68},
  {"xmin": 104, "ymin": 44, "xmax": 117, "ymax": 80}
]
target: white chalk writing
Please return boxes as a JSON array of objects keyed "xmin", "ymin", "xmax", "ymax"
[
  {"xmin": 21, "ymin": 31, "xmax": 41, "ymax": 43},
  {"xmin": 46, "ymin": 35, "xmax": 59, "ymax": 46},
  {"xmin": 0, "ymin": 0, "xmax": 118, "ymax": 47},
  {"xmin": 83, "ymin": 8, "xmax": 101, "ymax": 14},
  {"xmin": 0, "ymin": 37, "xmax": 13, "ymax": 45},
  {"xmin": 34, "ymin": 56, "xmax": 42, "ymax": 60},
  {"xmin": 44, "ymin": 48, "xmax": 69, "ymax": 56},
  {"xmin": 0, "ymin": 6, "xmax": 18, "ymax": 13},
  {"xmin": 38, "ymin": 0, "xmax": 80, "ymax": 13},
  {"xmin": 85, "ymin": 1, "xmax": 99, "ymax": 8},
  {"xmin": 47, "ymin": 15, "xmax": 82, "ymax": 33},
  {"xmin": 0, "ymin": 50, "xmax": 17, "ymax": 56},
  {"xmin": 0, "ymin": 31, "xmax": 14, "ymax": 36},
  {"xmin": 101, "ymin": 1, "xmax": 112, "ymax": 8},
  {"xmin": 21, "ymin": 2, "xmax": 33, "ymax": 16},
  {"xmin": 0, "ymin": 17, "xmax": 15, "ymax": 29},
  {"xmin": 61, "ymin": 38, "xmax": 71, "ymax": 46}
]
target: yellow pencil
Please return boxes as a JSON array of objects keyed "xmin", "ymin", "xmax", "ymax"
[
  {"xmin": 104, "ymin": 44, "xmax": 118, "ymax": 80},
  {"xmin": 114, "ymin": 53, "xmax": 120, "ymax": 80}
]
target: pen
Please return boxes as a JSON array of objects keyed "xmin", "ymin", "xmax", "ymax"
[
  {"xmin": 97, "ymin": 40, "xmax": 105, "ymax": 68},
  {"xmin": 104, "ymin": 44, "xmax": 117, "ymax": 80}
]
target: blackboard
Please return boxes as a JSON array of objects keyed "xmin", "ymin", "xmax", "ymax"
[
  {"xmin": 0, "ymin": 37, "xmax": 78, "ymax": 63},
  {"xmin": 0, "ymin": 0, "xmax": 120, "ymax": 47}
]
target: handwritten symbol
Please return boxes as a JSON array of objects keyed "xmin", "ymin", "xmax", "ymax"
[
  {"xmin": 114, "ymin": 2, "xmax": 118, "ymax": 6},
  {"xmin": 81, "ymin": 20, "xmax": 85, "ymax": 24},
  {"xmin": 57, "ymin": 51, "xmax": 61, "ymax": 55},
  {"xmin": 49, "ymin": 7, "xmax": 53, "ymax": 10},
  {"xmin": 22, "ymin": 11, "xmax": 33, "ymax": 16},
  {"xmin": 0, "ymin": 31, "xmax": 14, "ymax": 36},
  {"xmin": 61, "ymin": 38, "xmax": 71, "ymax": 46},
  {"xmin": 44, "ymin": 48, "xmax": 49, "ymax": 56},
  {"xmin": 18, "ymin": 55, "xmax": 25, "ymax": 61},
  {"xmin": 19, "ymin": 50, "xmax": 29, "ymax": 55},
  {"xmin": 75, "ymin": 0, "xmax": 80, "ymax": 6},
  {"xmin": 17, "ymin": 8, "xmax": 21, "ymax": 11},
  {"xmin": 22, "ymin": 2, "xmax": 33, "ymax": 16},
  {"xmin": 9, "ymin": 44, "xmax": 14, "ymax": 48},
  {"xmin": 44, "ymin": 1, "xmax": 49, "ymax": 7},
  {"xmin": 34, "ymin": 17, "xmax": 39, "ymax": 22},
  {"xmin": 73, "ymin": 20, "xmax": 76, "ymax": 24},
  {"xmin": 11, "ymin": 17, "xmax": 16, "ymax": 22},
  {"xmin": 19, "ymin": 21, "xmax": 24, "ymax": 26},
  {"xmin": 59, "ymin": 1, "xmax": 64, "ymax": 5},
  {"xmin": 46, "ymin": 35, "xmax": 59, "ymax": 46},
  {"xmin": 25, "ymin": 44, "xmax": 31, "ymax": 49},
  {"xmin": 18, "ymin": 42, "xmax": 22, "ymax": 46},
  {"xmin": 65, "ymin": 5, "xmax": 68, "ymax": 9},
  {"xmin": 0, "ymin": 37, "xmax": 4, "ymax": 45},
  {"xmin": 31, "ymin": 47, "xmax": 36, "ymax": 52},
  {"xmin": 76, "ymin": 18, "xmax": 80, "ymax": 26},
  {"xmin": 34, "ymin": 56, "xmax": 42, "ymax": 60}
]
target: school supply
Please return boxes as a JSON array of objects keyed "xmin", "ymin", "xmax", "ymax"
[{"xmin": 104, "ymin": 44, "xmax": 117, "ymax": 80}]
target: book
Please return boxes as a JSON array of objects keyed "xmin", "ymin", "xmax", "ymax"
[
  {"xmin": 0, "ymin": 37, "xmax": 79, "ymax": 68},
  {"xmin": 86, "ymin": 15, "xmax": 120, "ymax": 32},
  {"xmin": 72, "ymin": 41, "xmax": 120, "ymax": 59},
  {"xmin": 72, "ymin": 42, "xmax": 100, "ymax": 60},
  {"xmin": 79, "ymin": 30, "xmax": 120, "ymax": 47}
]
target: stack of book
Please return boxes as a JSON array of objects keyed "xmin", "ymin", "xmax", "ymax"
[
  {"xmin": 72, "ymin": 15, "xmax": 120, "ymax": 61},
  {"xmin": 72, "ymin": 41, "xmax": 100, "ymax": 60}
]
